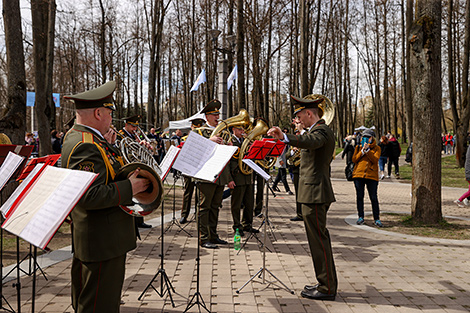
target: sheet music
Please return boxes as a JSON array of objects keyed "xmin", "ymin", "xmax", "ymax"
[
  {"xmin": 243, "ymin": 159, "xmax": 271, "ymax": 181},
  {"xmin": 173, "ymin": 131, "xmax": 216, "ymax": 177},
  {"xmin": 0, "ymin": 151, "xmax": 24, "ymax": 190},
  {"xmin": 173, "ymin": 131, "xmax": 237, "ymax": 182},
  {"xmin": 194, "ymin": 144, "xmax": 238, "ymax": 182},
  {"xmin": 0, "ymin": 163, "xmax": 47, "ymax": 218},
  {"xmin": 159, "ymin": 145, "xmax": 180, "ymax": 180},
  {"xmin": 2, "ymin": 166, "xmax": 97, "ymax": 249}
]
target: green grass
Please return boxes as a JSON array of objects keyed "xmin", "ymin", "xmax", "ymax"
[{"xmin": 399, "ymin": 155, "xmax": 467, "ymax": 188}]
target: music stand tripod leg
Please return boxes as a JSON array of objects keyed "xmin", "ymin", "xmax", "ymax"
[
  {"xmin": 183, "ymin": 182, "xmax": 210, "ymax": 313},
  {"xmin": 162, "ymin": 173, "xmax": 192, "ymax": 237},
  {"xmin": 236, "ymin": 179, "xmax": 293, "ymax": 295},
  {"xmin": 138, "ymin": 200, "xmax": 176, "ymax": 307}
]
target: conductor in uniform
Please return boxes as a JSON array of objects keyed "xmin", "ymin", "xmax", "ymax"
[
  {"xmin": 119, "ymin": 115, "xmax": 153, "ymax": 229},
  {"xmin": 194, "ymin": 99, "xmax": 231, "ymax": 249},
  {"xmin": 268, "ymin": 95, "xmax": 337, "ymax": 301},
  {"xmin": 61, "ymin": 81, "xmax": 150, "ymax": 312}
]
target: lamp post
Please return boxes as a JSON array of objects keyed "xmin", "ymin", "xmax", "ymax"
[{"xmin": 210, "ymin": 29, "xmax": 236, "ymax": 120}]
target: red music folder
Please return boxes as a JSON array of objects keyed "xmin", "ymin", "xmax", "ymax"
[
  {"xmin": 267, "ymin": 140, "xmax": 286, "ymax": 157},
  {"xmin": 16, "ymin": 154, "xmax": 61, "ymax": 181},
  {"xmin": 244, "ymin": 140, "xmax": 276, "ymax": 160}
]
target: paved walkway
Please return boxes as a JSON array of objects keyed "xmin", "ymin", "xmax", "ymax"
[{"xmin": 2, "ymin": 155, "xmax": 470, "ymax": 312}]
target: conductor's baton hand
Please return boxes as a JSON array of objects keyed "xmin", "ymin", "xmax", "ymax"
[{"xmin": 267, "ymin": 127, "xmax": 283, "ymax": 140}]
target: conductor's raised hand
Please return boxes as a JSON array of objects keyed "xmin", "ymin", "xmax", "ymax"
[
  {"xmin": 128, "ymin": 168, "xmax": 150, "ymax": 195},
  {"xmin": 267, "ymin": 126, "xmax": 283, "ymax": 140}
]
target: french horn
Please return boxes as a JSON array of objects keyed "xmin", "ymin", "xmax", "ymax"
[
  {"xmin": 303, "ymin": 94, "xmax": 335, "ymax": 126},
  {"xmin": 111, "ymin": 125, "xmax": 163, "ymax": 217}
]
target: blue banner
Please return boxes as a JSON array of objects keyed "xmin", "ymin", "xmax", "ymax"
[{"xmin": 27, "ymin": 92, "xmax": 60, "ymax": 107}]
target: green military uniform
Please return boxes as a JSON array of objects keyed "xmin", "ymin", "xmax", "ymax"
[
  {"xmin": 286, "ymin": 96, "xmax": 337, "ymax": 297},
  {"xmin": 194, "ymin": 100, "xmax": 230, "ymax": 246},
  {"xmin": 180, "ymin": 118, "xmax": 205, "ymax": 221},
  {"xmin": 286, "ymin": 146, "xmax": 302, "ymax": 219},
  {"xmin": 229, "ymin": 133, "xmax": 254, "ymax": 232},
  {"xmin": 62, "ymin": 81, "xmax": 136, "ymax": 312}
]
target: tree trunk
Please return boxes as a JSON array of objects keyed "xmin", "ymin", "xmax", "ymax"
[
  {"xmin": 46, "ymin": 0, "xmax": 56, "ymax": 130},
  {"xmin": 410, "ymin": 0, "xmax": 442, "ymax": 224},
  {"xmin": 236, "ymin": 0, "xmax": 246, "ymax": 110},
  {"xmin": 405, "ymin": 0, "xmax": 413, "ymax": 143},
  {"xmin": 32, "ymin": 0, "xmax": 54, "ymax": 156},
  {"xmin": 0, "ymin": 0, "xmax": 26, "ymax": 145},
  {"xmin": 299, "ymin": 0, "xmax": 309, "ymax": 97},
  {"xmin": 454, "ymin": 0, "xmax": 470, "ymax": 167}
]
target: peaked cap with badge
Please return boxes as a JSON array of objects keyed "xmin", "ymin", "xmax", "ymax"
[
  {"xmin": 290, "ymin": 95, "xmax": 324, "ymax": 116},
  {"xmin": 201, "ymin": 99, "xmax": 221, "ymax": 115},
  {"xmin": 64, "ymin": 81, "xmax": 116, "ymax": 111},
  {"xmin": 124, "ymin": 115, "xmax": 141, "ymax": 126},
  {"xmin": 190, "ymin": 117, "xmax": 206, "ymax": 127}
]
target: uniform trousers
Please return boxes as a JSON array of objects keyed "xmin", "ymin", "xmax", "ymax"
[
  {"xmin": 181, "ymin": 176, "xmax": 195, "ymax": 218},
  {"xmin": 302, "ymin": 202, "xmax": 337, "ymax": 295},
  {"xmin": 71, "ymin": 254, "xmax": 126, "ymax": 313},
  {"xmin": 199, "ymin": 182, "xmax": 224, "ymax": 244},
  {"xmin": 230, "ymin": 184, "xmax": 254, "ymax": 231}
]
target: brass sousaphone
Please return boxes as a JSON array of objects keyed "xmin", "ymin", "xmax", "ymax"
[
  {"xmin": 238, "ymin": 119, "xmax": 270, "ymax": 175},
  {"xmin": 210, "ymin": 109, "xmax": 252, "ymax": 143},
  {"xmin": 0, "ymin": 133, "xmax": 12, "ymax": 145}
]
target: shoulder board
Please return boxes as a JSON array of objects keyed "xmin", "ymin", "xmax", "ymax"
[{"xmin": 82, "ymin": 132, "xmax": 95, "ymax": 144}]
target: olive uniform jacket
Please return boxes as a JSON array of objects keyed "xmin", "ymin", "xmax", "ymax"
[
  {"xmin": 61, "ymin": 124, "xmax": 136, "ymax": 262},
  {"xmin": 229, "ymin": 135, "xmax": 252, "ymax": 186},
  {"xmin": 286, "ymin": 119, "xmax": 336, "ymax": 204},
  {"xmin": 194, "ymin": 124, "xmax": 231, "ymax": 185}
]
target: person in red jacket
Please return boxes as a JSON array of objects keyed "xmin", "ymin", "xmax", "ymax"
[{"xmin": 352, "ymin": 128, "xmax": 383, "ymax": 227}]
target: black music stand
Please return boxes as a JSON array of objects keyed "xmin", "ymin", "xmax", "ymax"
[
  {"xmin": 236, "ymin": 168, "xmax": 293, "ymax": 294},
  {"xmin": 183, "ymin": 181, "xmax": 210, "ymax": 313},
  {"xmin": 138, "ymin": 198, "xmax": 176, "ymax": 307},
  {"xmin": 162, "ymin": 171, "xmax": 191, "ymax": 237},
  {"xmin": 0, "ymin": 190, "xmax": 15, "ymax": 313}
]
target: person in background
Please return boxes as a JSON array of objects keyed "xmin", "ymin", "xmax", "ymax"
[
  {"xmin": 377, "ymin": 136, "xmax": 389, "ymax": 180},
  {"xmin": 352, "ymin": 128, "xmax": 382, "ymax": 227},
  {"xmin": 454, "ymin": 143, "xmax": 470, "ymax": 207},
  {"xmin": 272, "ymin": 128, "xmax": 294, "ymax": 195},
  {"xmin": 171, "ymin": 129, "xmax": 183, "ymax": 145},
  {"xmin": 51, "ymin": 129, "xmax": 62, "ymax": 154},
  {"xmin": 387, "ymin": 134, "xmax": 401, "ymax": 178},
  {"xmin": 341, "ymin": 135, "xmax": 356, "ymax": 165}
]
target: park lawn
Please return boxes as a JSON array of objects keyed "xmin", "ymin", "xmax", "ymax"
[{"xmin": 399, "ymin": 155, "xmax": 467, "ymax": 189}]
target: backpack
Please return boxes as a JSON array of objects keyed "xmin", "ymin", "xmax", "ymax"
[
  {"xmin": 405, "ymin": 143, "xmax": 412, "ymax": 163},
  {"xmin": 345, "ymin": 162, "xmax": 355, "ymax": 181}
]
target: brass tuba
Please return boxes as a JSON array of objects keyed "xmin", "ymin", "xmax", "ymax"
[
  {"xmin": 303, "ymin": 94, "xmax": 335, "ymax": 126},
  {"xmin": 238, "ymin": 119, "xmax": 270, "ymax": 175},
  {"xmin": 210, "ymin": 109, "xmax": 251, "ymax": 143},
  {"xmin": 0, "ymin": 133, "xmax": 12, "ymax": 145},
  {"xmin": 111, "ymin": 125, "xmax": 163, "ymax": 217}
]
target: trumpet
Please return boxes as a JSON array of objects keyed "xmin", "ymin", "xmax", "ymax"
[{"xmin": 286, "ymin": 148, "xmax": 301, "ymax": 167}]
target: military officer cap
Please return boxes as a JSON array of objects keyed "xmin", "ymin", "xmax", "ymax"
[
  {"xmin": 124, "ymin": 115, "xmax": 141, "ymax": 126},
  {"xmin": 201, "ymin": 99, "xmax": 221, "ymax": 115},
  {"xmin": 290, "ymin": 95, "xmax": 324, "ymax": 115},
  {"xmin": 64, "ymin": 81, "xmax": 116, "ymax": 111},
  {"xmin": 190, "ymin": 118, "xmax": 205, "ymax": 127}
]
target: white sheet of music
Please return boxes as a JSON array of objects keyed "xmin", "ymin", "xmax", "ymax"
[
  {"xmin": 2, "ymin": 166, "xmax": 97, "ymax": 249},
  {"xmin": 159, "ymin": 145, "xmax": 180, "ymax": 180},
  {"xmin": 0, "ymin": 163, "xmax": 47, "ymax": 218},
  {"xmin": 0, "ymin": 151, "xmax": 24, "ymax": 191},
  {"xmin": 242, "ymin": 159, "xmax": 272, "ymax": 181},
  {"xmin": 173, "ymin": 131, "xmax": 237, "ymax": 182}
]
